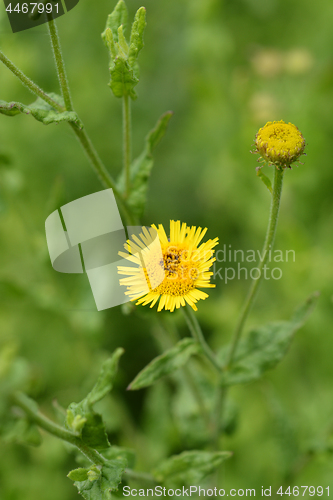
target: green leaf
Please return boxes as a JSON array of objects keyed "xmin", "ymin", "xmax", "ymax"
[
  {"xmin": 73, "ymin": 458, "xmax": 126, "ymax": 500},
  {"xmin": 219, "ymin": 292, "xmax": 319, "ymax": 387},
  {"xmin": 128, "ymin": 338, "xmax": 201, "ymax": 391},
  {"xmin": 118, "ymin": 111, "xmax": 173, "ymax": 217},
  {"xmin": 68, "ymin": 468, "xmax": 90, "ymax": 482},
  {"xmin": 102, "ymin": 0, "xmax": 128, "ymax": 45},
  {"xmin": 87, "ymin": 349, "xmax": 124, "ymax": 406},
  {"xmin": 66, "ymin": 349, "xmax": 124, "ymax": 450},
  {"xmin": 109, "ymin": 57, "xmax": 138, "ymax": 99},
  {"xmin": 0, "ymin": 94, "xmax": 82, "ymax": 128},
  {"xmin": 128, "ymin": 7, "xmax": 146, "ymax": 69},
  {"xmin": 257, "ymin": 168, "xmax": 273, "ymax": 194},
  {"xmin": 152, "ymin": 450, "xmax": 232, "ymax": 486},
  {"xmin": 102, "ymin": 3, "xmax": 146, "ymax": 100}
]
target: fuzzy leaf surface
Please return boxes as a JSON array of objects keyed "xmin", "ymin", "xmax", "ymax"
[
  {"xmin": 0, "ymin": 94, "xmax": 82, "ymax": 128},
  {"xmin": 102, "ymin": 0, "xmax": 128, "ymax": 44},
  {"xmin": 128, "ymin": 338, "xmax": 201, "ymax": 391},
  {"xmin": 73, "ymin": 458, "xmax": 126, "ymax": 500},
  {"xmin": 219, "ymin": 292, "xmax": 319, "ymax": 386}
]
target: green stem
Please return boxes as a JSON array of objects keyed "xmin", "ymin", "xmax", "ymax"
[
  {"xmin": 47, "ymin": 16, "xmax": 73, "ymax": 112},
  {"xmin": 0, "ymin": 50, "xmax": 64, "ymax": 112},
  {"xmin": 182, "ymin": 305, "xmax": 222, "ymax": 373},
  {"xmin": 0, "ymin": 47, "xmax": 135, "ymax": 225},
  {"xmin": 123, "ymin": 93, "xmax": 131, "ymax": 198},
  {"xmin": 46, "ymin": 17, "xmax": 135, "ymax": 225},
  {"xmin": 225, "ymin": 167, "xmax": 285, "ymax": 367},
  {"xmin": 216, "ymin": 167, "xmax": 285, "ymax": 445},
  {"xmin": 69, "ymin": 124, "xmax": 135, "ymax": 225},
  {"xmin": 11, "ymin": 392, "xmax": 105, "ymax": 466}
]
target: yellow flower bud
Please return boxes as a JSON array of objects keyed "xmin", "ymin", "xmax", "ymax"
[{"xmin": 254, "ymin": 120, "xmax": 305, "ymax": 169}]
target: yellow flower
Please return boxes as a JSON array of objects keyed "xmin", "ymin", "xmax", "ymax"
[
  {"xmin": 118, "ymin": 221, "xmax": 219, "ymax": 312},
  {"xmin": 254, "ymin": 120, "xmax": 305, "ymax": 168}
]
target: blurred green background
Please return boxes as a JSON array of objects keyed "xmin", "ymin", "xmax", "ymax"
[{"xmin": 1, "ymin": 0, "xmax": 333, "ymax": 498}]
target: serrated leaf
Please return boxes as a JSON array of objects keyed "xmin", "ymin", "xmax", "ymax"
[
  {"xmin": 87, "ymin": 349, "xmax": 124, "ymax": 406},
  {"xmin": 128, "ymin": 338, "xmax": 201, "ymax": 391},
  {"xmin": 257, "ymin": 168, "xmax": 273, "ymax": 194},
  {"xmin": 128, "ymin": 7, "xmax": 146, "ymax": 69},
  {"xmin": 0, "ymin": 93, "xmax": 83, "ymax": 128},
  {"xmin": 102, "ymin": 0, "xmax": 128, "ymax": 45},
  {"xmin": 219, "ymin": 292, "xmax": 319, "ymax": 386},
  {"xmin": 118, "ymin": 111, "xmax": 173, "ymax": 217},
  {"xmin": 74, "ymin": 458, "xmax": 126, "ymax": 500},
  {"xmin": 152, "ymin": 450, "xmax": 232, "ymax": 486},
  {"xmin": 68, "ymin": 467, "xmax": 90, "ymax": 482},
  {"xmin": 66, "ymin": 349, "xmax": 124, "ymax": 450},
  {"xmin": 109, "ymin": 57, "xmax": 138, "ymax": 99}
]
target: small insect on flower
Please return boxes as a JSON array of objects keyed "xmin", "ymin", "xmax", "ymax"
[
  {"xmin": 254, "ymin": 120, "xmax": 306, "ymax": 169},
  {"xmin": 117, "ymin": 220, "xmax": 219, "ymax": 312}
]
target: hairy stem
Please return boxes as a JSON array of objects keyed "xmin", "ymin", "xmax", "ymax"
[
  {"xmin": 216, "ymin": 167, "xmax": 285, "ymax": 444},
  {"xmin": 226, "ymin": 167, "xmax": 285, "ymax": 367},
  {"xmin": 12, "ymin": 392, "xmax": 105, "ymax": 466},
  {"xmin": 0, "ymin": 50, "xmax": 64, "ymax": 112},
  {"xmin": 45, "ymin": 17, "xmax": 134, "ymax": 225},
  {"xmin": 123, "ymin": 93, "xmax": 132, "ymax": 198},
  {"xmin": 182, "ymin": 305, "xmax": 222, "ymax": 373},
  {"xmin": 47, "ymin": 16, "xmax": 74, "ymax": 112}
]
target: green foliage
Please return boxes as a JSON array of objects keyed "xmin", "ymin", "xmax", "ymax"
[
  {"xmin": 66, "ymin": 349, "xmax": 124, "ymax": 450},
  {"xmin": 102, "ymin": 1, "xmax": 146, "ymax": 99},
  {"xmin": 152, "ymin": 450, "xmax": 232, "ymax": 486},
  {"xmin": 70, "ymin": 459, "xmax": 127, "ymax": 500},
  {"xmin": 0, "ymin": 94, "xmax": 82, "ymax": 127},
  {"xmin": 128, "ymin": 338, "xmax": 201, "ymax": 390},
  {"xmin": 257, "ymin": 168, "xmax": 273, "ymax": 193},
  {"xmin": 218, "ymin": 293, "xmax": 319, "ymax": 386},
  {"xmin": 117, "ymin": 111, "xmax": 173, "ymax": 217}
]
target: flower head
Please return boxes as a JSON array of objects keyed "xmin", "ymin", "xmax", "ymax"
[
  {"xmin": 118, "ymin": 221, "xmax": 219, "ymax": 312},
  {"xmin": 254, "ymin": 120, "xmax": 305, "ymax": 169}
]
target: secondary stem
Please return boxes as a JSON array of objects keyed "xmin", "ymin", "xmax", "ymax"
[
  {"xmin": 123, "ymin": 93, "xmax": 131, "ymax": 198},
  {"xmin": 12, "ymin": 392, "xmax": 105, "ymax": 466},
  {"xmin": 216, "ymin": 167, "xmax": 285, "ymax": 445},
  {"xmin": 46, "ymin": 17, "xmax": 135, "ymax": 225},
  {"xmin": 182, "ymin": 305, "xmax": 222, "ymax": 373},
  {"xmin": 0, "ymin": 50, "xmax": 64, "ymax": 112},
  {"xmin": 47, "ymin": 16, "xmax": 74, "ymax": 112},
  {"xmin": 225, "ymin": 167, "xmax": 285, "ymax": 367}
]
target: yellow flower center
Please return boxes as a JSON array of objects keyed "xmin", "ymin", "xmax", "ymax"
[
  {"xmin": 255, "ymin": 120, "xmax": 305, "ymax": 168},
  {"xmin": 144, "ymin": 244, "xmax": 203, "ymax": 296}
]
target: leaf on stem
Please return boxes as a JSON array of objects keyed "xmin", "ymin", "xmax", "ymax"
[
  {"xmin": 69, "ymin": 459, "xmax": 127, "ymax": 500},
  {"xmin": 66, "ymin": 348, "xmax": 124, "ymax": 450},
  {"xmin": 0, "ymin": 94, "xmax": 82, "ymax": 127},
  {"xmin": 102, "ymin": 2, "xmax": 146, "ymax": 99},
  {"xmin": 256, "ymin": 168, "xmax": 273, "ymax": 194},
  {"xmin": 128, "ymin": 338, "xmax": 201, "ymax": 391},
  {"xmin": 152, "ymin": 450, "xmax": 232, "ymax": 486},
  {"xmin": 117, "ymin": 111, "xmax": 173, "ymax": 218},
  {"xmin": 102, "ymin": 0, "xmax": 128, "ymax": 44},
  {"xmin": 219, "ymin": 292, "xmax": 319, "ymax": 386}
]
